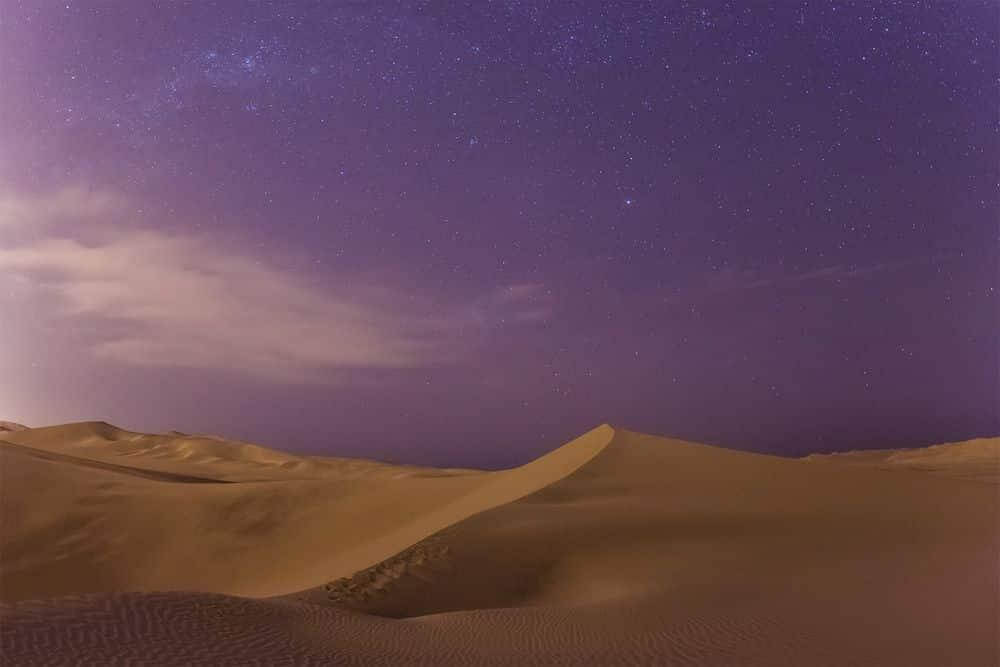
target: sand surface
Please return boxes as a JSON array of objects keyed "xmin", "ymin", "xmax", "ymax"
[
  {"xmin": 804, "ymin": 437, "xmax": 1000, "ymax": 482},
  {"xmin": 1, "ymin": 423, "xmax": 997, "ymax": 665},
  {"xmin": 0, "ymin": 421, "xmax": 27, "ymax": 433}
]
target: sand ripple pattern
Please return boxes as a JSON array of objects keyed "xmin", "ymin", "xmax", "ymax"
[
  {"xmin": 0, "ymin": 591, "xmax": 796, "ymax": 666},
  {"xmin": 3, "ymin": 590, "xmax": 987, "ymax": 666}
]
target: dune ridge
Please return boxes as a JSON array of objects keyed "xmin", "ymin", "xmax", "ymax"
[
  {"xmin": 0, "ymin": 421, "xmax": 27, "ymax": 433},
  {"xmin": 803, "ymin": 436, "xmax": 1000, "ymax": 481},
  {"xmin": 0, "ymin": 440, "xmax": 232, "ymax": 483},
  {"xmin": 1, "ymin": 422, "xmax": 324, "ymax": 482},
  {"xmin": 1, "ymin": 423, "xmax": 997, "ymax": 665}
]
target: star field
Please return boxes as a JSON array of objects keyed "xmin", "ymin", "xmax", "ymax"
[{"xmin": 1, "ymin": 1, "xmax": 996, "ymax": 466}]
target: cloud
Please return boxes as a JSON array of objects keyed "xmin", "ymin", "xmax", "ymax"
[
  {"xmin": 0, "ymin": 187, "xmax": 124, "ymax": 229},
  {"xmin": 471, "ymin": 282, "xmax": 555, "ymax": 326},
  {"xmin": 1, "ymin": 232, "xmax": 477, "ymax": 381},
  {"xmin": 662, "ymin": 256, "xmax": 955, "ymax": 305},
  {"xmin": 495, "ymin": 282, "xmax": 549, "ymax": 303},
  {"xmin": 0, "ymin": 188, "xmax": 550, "ymax": 383}
]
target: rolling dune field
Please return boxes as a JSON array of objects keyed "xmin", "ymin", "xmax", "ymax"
[{"xmin": 1, "ymin": 423, "xmax": 997, "ymax": 665}]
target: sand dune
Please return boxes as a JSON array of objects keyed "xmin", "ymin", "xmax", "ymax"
[
  {"xmin": 0, "ymin": 421, "xmax": 27, "ymax": 433},
  {"xmin": 1, "ymin": 440, "xmax": 233, "ymax": 483},
  {"xmin": 3, "ymin": 421, "xmax": 479, "ymax": 482},
  {"xmin": 1, "ymin": 424, "xmax": 997, "ymax": 665},
  {"xmin": 0, "ymin": 422, "xmax": 609, "ymax": 602},
  {"xmin": 2, "ymin": 421, "xmax": 337, "ymax": 482},
  {"xmin": 804, "ymin": 437, "xmax": 1000, "ymax": 481}
]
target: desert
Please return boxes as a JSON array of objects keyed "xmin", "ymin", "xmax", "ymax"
[
  {"xmin": 2, "ymin": 4, "xmax": 997, "ymax": 663},
  {"xmin": 1, "ymin": 421, "xmax": 997, "ymax": 665}
]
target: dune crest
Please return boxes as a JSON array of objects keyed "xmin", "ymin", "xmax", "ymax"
[
  {"xmin": 803, "ymin": 436, "xmax": 1000, "ymax": 481},
  {"xmin": 0, "ymin": 420, "xmax": 28, "ymax": 432},
  {"xmin": 1, "ymin": 422, "xmax": 320, "ymax": 481}
]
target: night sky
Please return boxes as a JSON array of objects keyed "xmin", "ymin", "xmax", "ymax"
[{"xmin": 1, "ymin": 1, "xmax": 996, "ymax": 467}]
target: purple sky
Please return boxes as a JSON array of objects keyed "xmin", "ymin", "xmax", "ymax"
[{"xmin": 1, "ymin": 1, "xmax": 996, "ymax": 468}]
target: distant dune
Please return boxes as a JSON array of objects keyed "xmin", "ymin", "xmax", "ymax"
[
  {"xmin": 0, "ymin": 420, "xmax": 28, "ymax": 433},
  {"xmin": 803, "ymin": 437, "xmax": 1000, "ymax": 481},
  {"xmin": 1, "ymin": 423, "xmax": 997, "ymax": 665}
]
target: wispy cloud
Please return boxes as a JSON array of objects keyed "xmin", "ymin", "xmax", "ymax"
[
  {"xmin": 662, "ymin": 256, "xmax": 954, "ymax": 305},
  {"xmin": 464, "ymin": 282, "xmax": 555, "ymax": 327},
  {"xmin": 0, "ymin": 188, "xmax": 549, "ymax": 382},
  {"xmin": 0, "ymin": 187, "xmax": 125, "ymax": 229}
]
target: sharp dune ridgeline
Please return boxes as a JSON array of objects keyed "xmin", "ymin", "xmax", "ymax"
[{"xmin": 1, "ymin": 421, "xmax": 997, "ymax": 665}]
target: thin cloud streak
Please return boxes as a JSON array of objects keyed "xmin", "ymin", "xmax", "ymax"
[
  {"xmin": 0, "ymin": 187, "xmax": 125, "ymax": 229},
  {"xmin": 662, "ymin": 255, "xmax": 957, "ymax": 305}
]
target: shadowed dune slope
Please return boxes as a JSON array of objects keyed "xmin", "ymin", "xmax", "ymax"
[
  {"xmin": 1, "ymin": 426, "xmax": 997, "ymax": 666},
  {"xmin": 0, "ymin": 423, "xmax": 612, "ymax": 601}
]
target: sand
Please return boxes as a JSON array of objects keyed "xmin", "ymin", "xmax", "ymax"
[
  {"xmin": 804, "ymin": 437, "xmax": 1000, "ymax": 482},
  {"xmin": 1, "ymin": 422, "xmax": 997, "ymax": 665}
]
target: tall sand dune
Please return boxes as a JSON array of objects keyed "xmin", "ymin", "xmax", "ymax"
[{"xmin": 1, "ymin": 424, "xmax": 997, "ymax": 665}]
